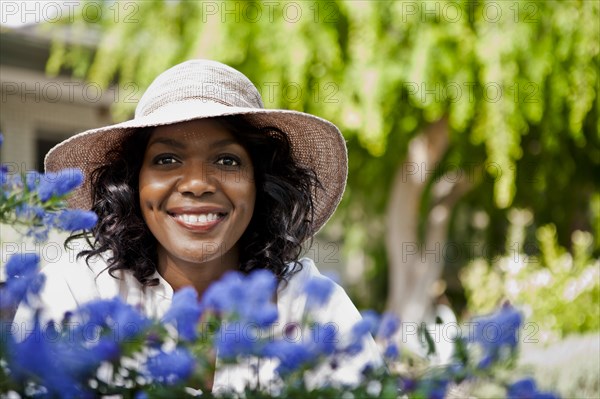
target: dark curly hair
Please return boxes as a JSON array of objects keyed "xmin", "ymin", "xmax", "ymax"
[{"xmin": 66, "ymin": 115, "xmax": 322, "ymax": 286}]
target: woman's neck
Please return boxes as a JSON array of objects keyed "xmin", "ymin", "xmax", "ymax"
[{"xmin": 156, "ymin": 245, "xmax": 239, "ymax": 298}]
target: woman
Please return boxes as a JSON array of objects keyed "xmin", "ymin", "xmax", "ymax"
[{"xmin": 15, "ymin": 60, "xmax": 381, "ymax": 392}]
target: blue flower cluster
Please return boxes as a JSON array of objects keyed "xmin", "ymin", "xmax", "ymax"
[
  {"xmin": 508, "ymin": 378, "xmax": 560, "ymax": 399},
  {"xmin": 1, "ymin": 166, "xmax": 97, "ymax": 240},
  {"xmin": 0, "ymin": 260, "xmax": 562, "ymax": 398},
  {"xmin": 2, "ymin": 271, "xmax": 198, "ymax": 395},
  {"xmin": 145, "ymin": 347, "xmax": 196, "ymax": 385},
  {"xmin": 469, "ymin": 303, "xmax": 524, "ymax": 368},
  {"xmin": 201, "ymin": 270, "xmax": 295, "ymax": 363},
  {"xmin": 37, "ymin": 168, "xmax": 84, "ymax": 202},
  {"xmin": 304, "ymin": 275, "xmax": 335, "ymax": 309},
  {"xmin": 199, "ymin": 270, "xmax": 401, "ymax": 380},
  {"xmin": 0, "ymin": 133, "xmax": 562, "ymax": 398},
  {"xmin": 6, "ymin": 317, "xmax": 97, "ymax": 398},
  {"xmin": 4, "ymin": 289, "xmax": 152, "ymax": 397},
  {"xmin": 0, "ymin": 253, "xmax": 45, "ymax": 311},
  {"xmin": 202, "ymin": 269, "xmax": 279, "ymax": 327},
  {"xmin": 163, "ymin": 286, "xmax": 203, "ymax": 341}
]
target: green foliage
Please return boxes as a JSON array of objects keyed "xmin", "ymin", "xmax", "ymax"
[
  {"xmin": 45, "ymin": 0, "xmax": 599, "ymax": 201},
  {"xmin": 461, "ymin": 209, "xmax": 600, "ymax": 340},
  {"xmin": 44, "ymin": 0, "xmax": 600, "ymax": 309}
]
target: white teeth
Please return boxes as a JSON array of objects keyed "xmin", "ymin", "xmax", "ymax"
[{"xmin": 175, "ymin": 213, "xmax": 220, "ymax": 224}]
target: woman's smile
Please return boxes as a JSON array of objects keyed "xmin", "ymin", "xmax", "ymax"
[
  {"xmin": 138, "ymin": 118, "xmax": 256, "ymax": 268},
  {"xmin": 167, "ymin": 206, "xmax": 228, "ymax": 231}
]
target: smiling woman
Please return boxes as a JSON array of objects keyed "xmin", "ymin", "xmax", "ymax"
[{"xmin": 13, "ymin": 60, "xmax": 382, "ymax": 392}]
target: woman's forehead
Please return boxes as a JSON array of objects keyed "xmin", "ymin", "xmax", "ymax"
[{"xmin": 150, "ymin": 119, "xmax": 238, "ymax": 144}]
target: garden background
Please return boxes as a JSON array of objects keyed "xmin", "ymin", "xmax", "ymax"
[{"xmin": 0, "ymin": 1, "xmax": 598, "ymax": 397}]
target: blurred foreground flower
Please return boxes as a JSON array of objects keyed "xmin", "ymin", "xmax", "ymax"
[
  {"xmin": 145, "ymin": 348, "xmax": 196, "ymax": 385},
  {"xmin": 469, "ymin": 303, "xmax": 523, "ymax": 369},
  {"xmin": 0, "ymin": 157, "xmax": 97, "ymax": 240},
  {"xmin": 304, "ymin": 276, "xmax": 334, "ymax": 308},
  {"xmin": 201, "ymin": 269, "xmax": 278, "ymax": 327},
  {"xmin": 37, "ymin": 168, "xmax": 84, "ymax": 202},
  {"xmin": 162, "ymin": 286, "xmax": 203, "ymax": 341},
  {"xmin": 508, "ymin": 377, "xmax": 560, "ymax": 399},
  {"xmin": 0, "ymin": 253, "xmax": 46, "ymax": 310}
]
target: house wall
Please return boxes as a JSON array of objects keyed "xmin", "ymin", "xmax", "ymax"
[
  {"xmin": 0, "ymin": 64, "xmax": 115, "ymax": 170},
  {"xmin": 1, "ymin": 64, "xmax": 116, "ymax": 281}
]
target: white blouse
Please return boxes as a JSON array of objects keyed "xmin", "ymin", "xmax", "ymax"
[{"xmin": 13, "ymin": 242, "xmax": 383, "ymax": 394}]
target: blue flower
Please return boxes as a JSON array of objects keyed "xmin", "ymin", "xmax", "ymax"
[
  {"xmin": 1, "ymin": 253, "xmax": 45, "ymax": 308},
  {"xmin": 146, "ymin": 348, "xmax": 195, "ymax": 385},
  {"xmin": 378, "ymin": 312, "xmax": 401, "ymax": 339},
  {"xmin": 0, "ymin": 132, "xmax": 3, "ymax": 147},
  {"xmin": 201, "ymin": 269, "xmax": 279, "ymax": 327},
  {"xmin": 424, "ymin": 378, "xmax": 450, "ymax": 399},
  {"xmin": 304, "ymin": 276, "xmax": 335, "ymax": 309},
  {"xmin": 0, "ymin": 164, "xmax": 8, "ymax": 188},
  {"xmin": 13, "ymin": 204, "xmax": 53, "ymax": 240},
  {"xmin": 262, "ymin": 340, "xmax": 313, "ymax": 375},
  {"xmin": 111, "ymin": 300, "xmax": 151, "ymax": 340},
  {"xmin": 246, "ymin": 269, "xmax": 277, "ymax": 300},
  {"xmin": 216, "ymin": 321, "xmax": 262, "ymax": 360},
  {"xmin": 384, "ymin": 342, "xmax": 399, "ymax": 360},
  {"xmin": 90, "ymin": 338, "xmax": 121, "ymax": 362},
  {"xmin": 74, "ymin": 298, "xmax": 150, "ymax": 341},
  {"xmin": 75, "ymin": 298, "xmax": 118, "ymax": 327},
  {"xmin": 4, "ymin": 173, "xmax": 22, "ymax": 190},
  {"xmin": 202, "ymin": 271, "xmax": 244, "ymax": 313},
  {"xmin": 469, "ymin": 303, "xmax": 523, "ymax": 367},
  {"xmin": 24, "ymin": 171, "xmax": 41, "ymax": 191},
  {"xmin": 310, "ymin": 323, "xmax": 338, "ymax": 355},
  {"xmin": 55, "ymin": 209, "xmax": 98, "ymax": 231},
  {"xmin": 55, "ymin": 337, "xmax": 121, "ymax": 381},
  {"xmin": 344, "ymin": 310, "xmax": 380, "ymax": 355},
  {"xmin": 470, "ymin": 304, "xmax": 523, "ymax": 348},
  {"xmin": 163, "ymin": 286, "xmax": 203, "ymax": 341},
  {"xmin": 7, "ymin": 316, "xmax": 91, "ymax": 398},
  {"xmin": 260, "ymin": 323, "xmax": 338, "ymax": 375},
  {"xmin": 345, "ymin": 340, "xmax": 363, "ymax": 356},
  {"xmin": 399, "ymin": 377, "xmax": 418, "ymax": 392},
  {"xmin": 352, "ymin": 310, "xmax": 380, "ymax": 338},
  {"xmin": 0, "ymin": 274, "xmax": 46, "ymax": 309},
  {"xmin": 37, "ymin": 168, "xmax": 84, "ymax": 202},
  {"xmin": 507, "ymin": 377, "xmax": 560, "ymax": 399},
  {"xmin": 6, "ymin": 253, "xmax": 39, "ymax": 278},
  {"xmin": 15, "ymin": 203, "xmax": 45, "ymax": 220},
  {"xmin": 246, "ymin": 303, "xmax": 279, "ymax": 328},
  {"xmin": 237, "ymin": 270, "xmax": 278, "ymax": 326}
]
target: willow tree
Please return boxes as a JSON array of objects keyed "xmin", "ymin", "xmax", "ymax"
[{"xmin": 46, "ymin": 0, "xmax": 599, "ymax": 319}]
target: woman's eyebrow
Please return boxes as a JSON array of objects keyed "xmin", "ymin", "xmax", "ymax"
[{"xmin": 147, "ymin": 136, "xmax": 240, "ymax": 149}]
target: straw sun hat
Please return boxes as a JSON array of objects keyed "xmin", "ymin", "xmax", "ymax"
[{"xmin": 44, "ymin": 59, "xmax": 348, "ymax": 235}]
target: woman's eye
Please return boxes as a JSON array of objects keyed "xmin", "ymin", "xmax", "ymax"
[
  {"xmin": 154, "ymin": 155, "xmax": 178, "ymax": 165},
  {"xmin": 216, "ymin": 156, "xmax": 240, "ymax": 167}
]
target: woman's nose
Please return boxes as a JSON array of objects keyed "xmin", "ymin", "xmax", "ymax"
[{"xmin": 176, "ymin": 163, "xmax": 217, "ymax": 196}]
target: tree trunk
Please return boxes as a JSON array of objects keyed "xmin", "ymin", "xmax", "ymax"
[{"xmin": 385, "ymin": 118, "xmax": 469, "ymax": 324}]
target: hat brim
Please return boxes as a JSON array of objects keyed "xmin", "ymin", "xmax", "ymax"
[{"xmin": 44, "ymin": 100, "xmax": 348, "ymax": 236}]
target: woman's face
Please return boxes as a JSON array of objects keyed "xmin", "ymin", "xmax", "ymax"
[{"xmin": 138, "ymin": 119, "xmax": 256, "ymax": 267}]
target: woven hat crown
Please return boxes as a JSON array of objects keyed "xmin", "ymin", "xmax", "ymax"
[{"xmin": 136, "ymin": 60, "xmax": 265, "ymax": 119}]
